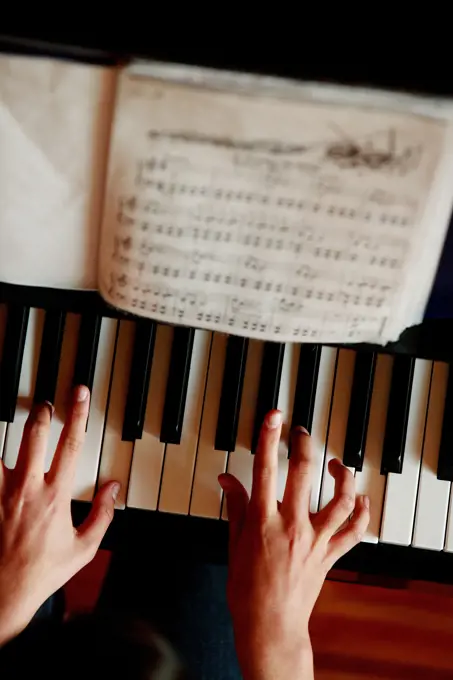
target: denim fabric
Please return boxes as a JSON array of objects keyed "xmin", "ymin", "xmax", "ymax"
[
  {"xmin": 0, "ymin": 555, "xmax": 241, "ymax": 679},
  {"xmin": 32, "ymin": 589, "xmax": 65, "ymax": 623},
  {"xmin": 98, "ymin": 549, "xmax": 242, "ymax": 680}
]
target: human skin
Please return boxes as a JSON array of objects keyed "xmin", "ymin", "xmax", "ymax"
[{"xmin": 219, "ymin": 410, "xmax": 369, "ymax": 680}]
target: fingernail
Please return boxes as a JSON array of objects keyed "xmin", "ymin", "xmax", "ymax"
[
  {"xmin": 218, "ymin": 474, "xmax": 231, "ymax": 491},
  {"xmin": 30, "ymin": 402, "xmax": 53, "ymax": 423},
  {"xmin": 362, "ymin": 494, "xmax": 370, "ymax": 509},
  {"xmin": 43, "ymin": 401, "xmax": 55, "ymax": 419},
  {"xmin": 111, "ymin": 483, "xmax": 120, "ymax": 501},
  {"xmin": 74, "ymin": 385, "xmax": 89, "ymax": 402},
  {"xmin": 292, "ymin": 425, "xmax": 309, "ymax": 436},
  {"xmin": 266, "ymin": 410, "xmax": 282, "ymax": 429},
  {"xmin": 328, "ymin": 457, "xmax": 341, "ymax": 469}
]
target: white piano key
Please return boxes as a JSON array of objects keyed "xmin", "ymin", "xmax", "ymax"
[
  {"xmin": 444, "ymin": 486, "xmax": 453, "ymax": 552},
  {"xmin": 222, "ymin": 340, "xmax": 264, "ymax": 518},
  {"xmin": 380, "ymin": 359, "xmax": 432, "ymax": 546},
  {"xmin": 354, "ymin": 354, "xmax": 393, "ymax": 543},
  {"xmin": 97, "ymin": 320, "xmax": 134, "ymax": 509},
  {"xmin": 442, "ymin": 376, "xmax": 453, "ymax": 551},
  {"xmin": 309, "ymin": 346, "xmax": 337, "ymax": 513},
  {"xmin": 73, "ymin": 317, "xmax": 117, "ymax": 501},
  {"xmin": 319, "ymin": 349, "xmax": 356, "ymax": 510},
  {"xmin": 3, "ymin": 308, "xmax": 44, "ymax": 469},
  {"xmin": 0, "ymin": 421, "xmax": 7, "ymax": 459},
  {"xmin": 127, "ymin": 324, "xmax": 173, "ymax": 511},
  {"xmin": 190, "ymin": 333, "xmax": 229, "ymax": 518},
  {"xmin": 45, "ymin": 313, "xmax": 80, "ymax": 472},
  {"xmin": 277, "ymin": 343, "xmax": 300, "ymax": 449},
  {"xmin": 0, "ymin": 303, "xmax": 7, "ymax": 458},
  {"xmin": 274, "ymin": 343, "xmax": 300, "ymax": 501},
  {"xmin": 413, "ymin": 361, "xmax": 450, "ymax": 550},
  {"xmin": 158, "ymin": 330, "xmax": 212, "ymax": 515}
]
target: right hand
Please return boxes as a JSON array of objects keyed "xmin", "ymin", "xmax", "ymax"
[{"xmin": 219, "ymin": 410, "xmax": 369, "ymax": 680}]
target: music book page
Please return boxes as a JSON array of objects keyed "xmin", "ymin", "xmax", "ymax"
[
  {"xmin": 98, "ymin": 63, "xmax": 453, "ymax": 344},
  {"xmin": 0, "ymin": 55, "xmax": 116, "ymax": 289}
]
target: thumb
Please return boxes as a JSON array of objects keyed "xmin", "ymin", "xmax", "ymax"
[
  {"xmin": 76, "ymin": 481, "xmax": 119, "ymax": 558},
  {"xmin": 219, "ymin": 473, "xmax": 249, "ymax": 557}
]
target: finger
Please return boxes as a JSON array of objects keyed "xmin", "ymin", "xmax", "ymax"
[
  {"xmin": 250, "ymin": 410, "xmax": 282, "ymax": 519},
  {"xmin": 0, "ymin": 458, "xmax": 6, "ymax": 491},
  {"xmin": 15, "ymin": 402, "xmax": 53, "ymax": 487},
  {"xmin": 77, "ymin": 481, "xmax": 120, "ymax": 558},
  {"xmin": 324, "ymin": 495, "xmax": 370, "ymax": 567},
  {"xmin": 219, "ymin": 473, "xmax": 249, "ymax": 558},
  {"xmin": 315, "ymin": 459, "xmax": 356, "ymax": 541},
  {"xmin": 47, "ymin": 386, "xmax": 89, "ymax": 490},
  {"xmin": 282, "ymin": 427, "xmax": 313, "ymax": 521}
]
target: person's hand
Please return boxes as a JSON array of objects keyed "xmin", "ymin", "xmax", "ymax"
[
  {"xmin": 219, "ymin": 410, "xmax": 370, "ymax": 680},
  {"xmin": 0, "ymin": 386, "xmax": 119, "ymax": 645}
]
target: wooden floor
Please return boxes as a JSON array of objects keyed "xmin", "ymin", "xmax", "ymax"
[
  {"xmin": 311, "ymin": 578, "xmax": 453, "ymax": 679},
  {"xmin": 65, "ymin": 551, "xmax": 453, "ymax": 679}
]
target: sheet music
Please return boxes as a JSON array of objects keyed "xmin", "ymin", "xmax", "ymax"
[{"xmin": 99, "ymin": 64, "xmax": 453, "ymax": 343}]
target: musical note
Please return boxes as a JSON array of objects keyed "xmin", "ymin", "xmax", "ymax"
[
  {"xmin": 244, "ymin": 255, "xmax": 266, "ymax": 272},
  {"xmin": 179, "ymin": 291, "xmax": 207, "ymax": 308},
  {"xmin": 117, "ymin": 211, "xmax": 135, "ymax": 227},
  {"xmin": 124, "ymin": 196, "xmax": 137, "ymax": 211},
  {"xmin": 277, "ymin": 298, "xmax": 304, "ymax": 313},
  {"xmin": 296, "ymin": 265, "xmax": 317, "ymax": 281}
]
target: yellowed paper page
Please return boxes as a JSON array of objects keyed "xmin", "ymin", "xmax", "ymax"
[
  {"xmin": 99, "ymin": 63, "xmax": 453, "ymax": 343},
  {"xmin": 0, "ymin": 55, "xmax": 116, "ymax": 289}
]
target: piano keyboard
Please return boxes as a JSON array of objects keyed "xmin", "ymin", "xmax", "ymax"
[{"xmin": 1, "ymin": 304, "xmax": 453, "ymax": 554}]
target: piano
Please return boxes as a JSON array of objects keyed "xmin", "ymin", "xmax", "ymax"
[
  {"xmin": 3, "ymin": 31, "xmax": 453, "ymax": 585},
  {"xmin": 2, "ymin": 283, "xmax": 453, "ymax": 584}
]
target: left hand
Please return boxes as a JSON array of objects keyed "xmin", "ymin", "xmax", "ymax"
[{"xmin": 0, "ymin": 385, "xmax": 119, "ymax": 645}]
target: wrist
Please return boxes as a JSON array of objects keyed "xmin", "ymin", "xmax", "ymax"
[
  {"xmin": 0, "ymin": 579, "xmax": 40, "ymax": 647},
  {"xmin": 0, "ymin": 602, "xmax": 33, "ymax": 646},
  {"xmin": 235, "ymin": 630, "xmax": 313, "ymax": 680},
  {"xmin": 241, "ymin": 649, "xmax": 314, "ymax": 680}
]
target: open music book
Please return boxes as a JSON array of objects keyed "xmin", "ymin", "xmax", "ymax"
[{"xmin": 1, "ymin": 55, "xmax": 453, "ymax": 344}]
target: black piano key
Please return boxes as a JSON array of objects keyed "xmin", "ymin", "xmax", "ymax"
[
  {"xmin": 437, "ymin": 366, "xmax": 453, "ymax": 481},
  {"xmin": 343, "ymin": 352, "xmax": 377, "ymax": 471},
  {"xmin": 33, "ymin": 310, "xmax": 66, "ymax": 405},
  {"xmin": 251, "ymin": 342, "xmax": 285, "ymax": 454},
  {"xmin": 160, "ymin": 327, "xmax": 195, "ymax": 445},
  {"xmin": 380, "ymin": 355, "xmax": 415, "ymax": 475},
  {"xmin": 0, "ymin": 304, "xmax": 7, "ymax": 360},
  {"xmin": 122, "ymin": 320, "xmax": 157, "ymax": 442},
  {"xmin": 0, "ymin": 305, "xmax": 30, "ymax": 422},
  {"xmin": 291, "ymin": 344, "xmax": 321, "ymax": 433},
  {"xmin": 215, "ymin": 336, "xmax": 249, "ymax": 452},
  {"xmin": 72, "ymin": 313, "xmax": 102, "ymax": 393}
]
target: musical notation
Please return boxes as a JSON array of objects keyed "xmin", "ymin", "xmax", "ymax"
[{"xmin": 101, "ymin": 76, "xmax": 447, "ymax": 343}]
